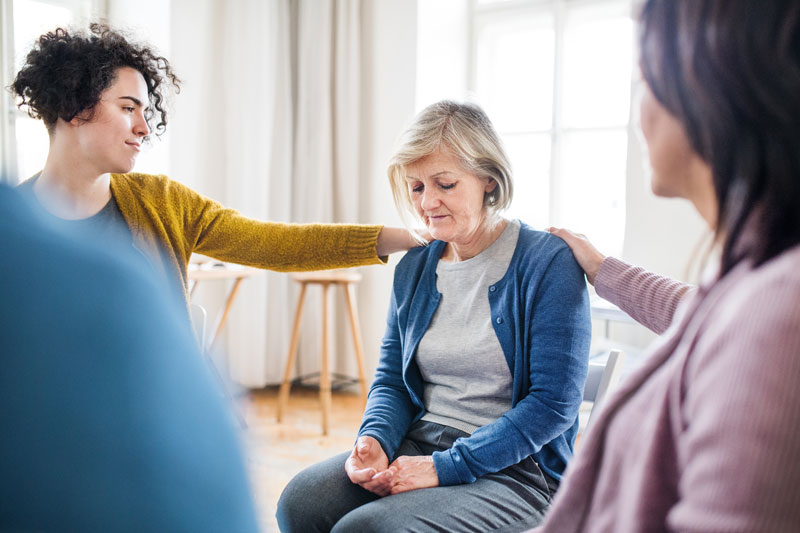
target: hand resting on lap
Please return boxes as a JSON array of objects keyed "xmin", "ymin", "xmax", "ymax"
[
  {"xmin": 345, "ymin": 437, "xmax": 440, "ymax": 496},
  {"xmin": 345, "ymin": 436, "xmax": 394, "ymax": 496}
]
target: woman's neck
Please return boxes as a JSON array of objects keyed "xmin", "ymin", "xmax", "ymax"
[
  {"xmin": 441, "ymin": 218, "xmax": 509, "ymax": 263},
  {"xmin": 34, "ymin": 149, "xmax": 112, "ymax": 220}
]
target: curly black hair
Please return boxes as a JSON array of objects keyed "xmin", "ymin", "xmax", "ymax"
[{"xmin": 10, "ymin": 23, "xmax": 180, "ymax": 137}]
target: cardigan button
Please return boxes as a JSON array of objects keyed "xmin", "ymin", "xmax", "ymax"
[
  {"xmin": 489, "ymin": 286, "xmax": 496, "ymax": 292},
  {"xmin": 496, "ymin": 317, "xmax": 503, "ymax": 324}
]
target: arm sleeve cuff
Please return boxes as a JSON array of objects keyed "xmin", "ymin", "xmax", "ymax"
[{"xmin": 432, "ymin": 449, "xmax": 475, "ymax": 486}]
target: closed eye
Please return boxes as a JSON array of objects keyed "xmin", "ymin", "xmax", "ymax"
[{"xmin": 409, "ymin": 181, "xmax": 456, "ymax": 193}]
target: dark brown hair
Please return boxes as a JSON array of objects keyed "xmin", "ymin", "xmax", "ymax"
[
  {"xmin": 10, "ymin": 23, "xmax": 180, "ymax": 137},
  {"xmin": 640, "ymin": 0, "xmax": 800, "ymax": 275}
]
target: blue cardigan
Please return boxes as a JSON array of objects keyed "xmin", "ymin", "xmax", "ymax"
[{"xmin": 358, "ymin": 223, "xmax": 591, "ymax": 484}]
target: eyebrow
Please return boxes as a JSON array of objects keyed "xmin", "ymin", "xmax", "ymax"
[
  {"xmin": 404, "ymin": 171, "xmax": 453, "ymax": 181},
  {"xmin": 118, "ymin": 96, "xmax": 144, "ymax": 107}
]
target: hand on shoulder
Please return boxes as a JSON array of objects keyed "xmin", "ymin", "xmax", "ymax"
[{"xmin": 546, "ymin": 227, "xmax": 606, "ymax": 285}]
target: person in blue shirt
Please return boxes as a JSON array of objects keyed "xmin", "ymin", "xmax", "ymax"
[
  {"xmin": 0, "ymin": 184, "xmax": 259, "ymax": 532},
  {"xmin": 277, "ymin": 101, "xmax": 591, "ymax": 532}
]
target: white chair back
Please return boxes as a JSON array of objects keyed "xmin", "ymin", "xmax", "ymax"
[
  {"xmin": 583, "ymin": 349, "xmax": 625, "ymax": 429},
  {"xmin": 189, "ymin": 303, "xmax": 208, "ymax": 352}
]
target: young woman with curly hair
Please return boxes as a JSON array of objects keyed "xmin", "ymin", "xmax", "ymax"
[{"xmin": 10, "ymin": 23, "xmax": 417, "ymax": 302}]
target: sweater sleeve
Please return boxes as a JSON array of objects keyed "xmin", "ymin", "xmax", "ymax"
[
  {"xmin": 594, "ymin": 257, "xmax": 695, "ymax": 334},
  {"xmin": 176, "ymin": 180, "xmax": 386, "ymax": 271},
  {"xmin": 668, "ymin": 268, "xmax": 800, "ymax": 532},
  {"xmin": 433, "ymin": 246, "xmax": 592, "ymax": 485},
  {"xmin": 356, "ymin": 287, "xmax": 417, "ymax": 459}
]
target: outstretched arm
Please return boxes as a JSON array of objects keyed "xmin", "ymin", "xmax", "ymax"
[
  {"xmin": 376, "ymin": 227, "xmax": 427, "ymax": 257},
  {"xmin": 171, "ymin": 178, "xmax": 422, "ymax": 270}
]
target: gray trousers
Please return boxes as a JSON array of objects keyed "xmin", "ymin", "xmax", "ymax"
[{"xmin": 276, "ymin": 421, "xmax": 558, "ymax": 532}]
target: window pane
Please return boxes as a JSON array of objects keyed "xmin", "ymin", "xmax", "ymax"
[
  {"xmin": 12, "ymin": 0, "xmax": 80, "ymax": 182},
  {"xmin": 15, "ymin": 117, "xmax": 50, "ymax": 181},
  {"xmin": 502, "ymin": 133, "xmax": 550, "ymax": 229},
  {"xmin": 476, "ymin": 15, "xmax": 555, "ymax": 133},
  {"xmin": 561, "ymin": 3, "xmax": 634, "ymax": 129},
  {"xmin": 13, "ymin": 0, "xmax": 76, "ymax": 69},
  {"xmin": 555, "ymin": 130, "xmax": 627, "ymax": 256}
]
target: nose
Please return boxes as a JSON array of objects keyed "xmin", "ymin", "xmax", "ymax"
[
  {"xmin": 134, "ymin": 109, "xmax": 150, "ymax": 138},
  {"xmin": 419, "ymin": 187, "xmax": 441, "ymax": 211}
]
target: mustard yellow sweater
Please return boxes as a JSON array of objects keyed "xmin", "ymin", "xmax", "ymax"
[{"xmin": 107, "ymin": 173, "xmax": 385, "ymax": 299}]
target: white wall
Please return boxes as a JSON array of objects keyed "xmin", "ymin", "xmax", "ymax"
[
  {"xmin": 622, "ymin": 130, "xmax": 708, "ymax": 281},
  {"xmin": 607, "ymin": 91, "xmax": 707, "ymax": 349},
  {"xmin": 416, "ymin": 0, "xmax": 471, "ymax": 108},
  {"xmin": 167, "ymin": 0, "xmax": 227, "ymax": 198},
  {"xmin": 106, "ymin": 0, "xmax": 173, "ymax": 177}
]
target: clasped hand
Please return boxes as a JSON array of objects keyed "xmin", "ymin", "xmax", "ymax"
[{"xmin": 345, "ymin": 436, "xmax": 439, "ymax": 496}]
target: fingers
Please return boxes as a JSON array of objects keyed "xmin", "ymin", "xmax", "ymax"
[
  {"xmin": 356, "ymin": 441, "xmax": 370, "ymax": 458},
  {"xmin": 346, "ymin": 464, "xmax": 376, "ymax": 484},
  {"xmin": 345, "ymin": 446, "xmax": 373, "ymax": 483},
  {"xmin": 359, "ymin": 468, "xmax": 395, "ymax": 497},
  {"xmin": 547, "ymin": 226, "xmax": 581, "ymax": 242},
  {"xmin": 355, "ymin": 435, "xmax": 382, "ymax": 458}
]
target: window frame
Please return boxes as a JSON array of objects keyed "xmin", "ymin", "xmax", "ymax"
[
  {"xmin": 0, "ymin": 0, "xmax": 104, "ymax": 185},
  {"xmin": 468, "ymin": 0, "xmax": 635, "ymax": 253}
]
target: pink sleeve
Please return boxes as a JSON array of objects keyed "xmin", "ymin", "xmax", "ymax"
[{"xmin": 594, "ymin": 257, "xmax": 694, "ymax": 334}]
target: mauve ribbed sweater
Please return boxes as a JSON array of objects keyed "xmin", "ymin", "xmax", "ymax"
[{"xmin": 535, "ymin": 248, "xmax": 800, "ymax": 532}]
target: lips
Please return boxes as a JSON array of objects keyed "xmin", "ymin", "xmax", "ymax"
[{"xmin": 125, "ymin": 141, "xmax": 141, "ymax": 152}]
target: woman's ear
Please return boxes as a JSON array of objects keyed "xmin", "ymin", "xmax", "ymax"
[{"xmin": 485, "ymin": 178, "xmax": 498, "ymax": 193}]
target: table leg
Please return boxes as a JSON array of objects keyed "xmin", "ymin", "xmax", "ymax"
[
  {"xmin": 209, "ymin": 277, "xmax": 245, "ymax": 352},
  {"xmin": 277, "ymin": 283, "xmax": 307, "ymax": 423}
]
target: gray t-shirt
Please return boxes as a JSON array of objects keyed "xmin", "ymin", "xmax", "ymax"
[
  {"xmin": 418, "ymin": 219, "xmax": 521, "ymax": 434},
  {"xmin": 17, "ymin": 177, "xmax": 134, "ymax": 248},
  {"xmin": 58, "ymin": 195, "xmax": 134, "ymax": 246}
]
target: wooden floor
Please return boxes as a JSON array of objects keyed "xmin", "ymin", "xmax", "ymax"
[{"xmin": 238, "ymin": 386, "xmax": 364, "ymax": 532}]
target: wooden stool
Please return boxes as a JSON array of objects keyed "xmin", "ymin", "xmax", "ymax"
[{"xmin": 276, "ymin": 270, "xmax": 368, "ymax": 435}]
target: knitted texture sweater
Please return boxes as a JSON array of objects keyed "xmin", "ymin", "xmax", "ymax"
[
  {"xmin": 359, "ymin": 224, "xmax": 591, "ymax": 484},
  {"xmin": 537, "ymin": 251, "xmax": 800, "ymax": 532},
  {"xmin": 24, "ymin": 173, "xmax": 386, "ymax": 302}
]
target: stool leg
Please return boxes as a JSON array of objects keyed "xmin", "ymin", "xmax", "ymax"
[
  {"xmin": 343, "ymin": 282, "xmax": 369, "ymax": 408},
  {"xmin": 277, "ymin": 283, "xmax": 307, "ymax": 423},
  {"xmin": 320, "ymin": 283, "xmax": 332, "ymax": 436}
]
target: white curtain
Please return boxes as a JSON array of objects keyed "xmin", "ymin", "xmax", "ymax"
[
  {"xmin": 206, "ymin": 0, "xmax": 364, "ymax": 386},
  {"xmin": 168, "ymin": 0, "xmax": 417, "ymax": 388},
  {"xmin": 290, "ymin": 0, "xmax": 364, "ymax": 381}
]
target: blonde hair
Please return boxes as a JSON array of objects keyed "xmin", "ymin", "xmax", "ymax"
[{"xmin": 387, "ymin": 100, "xmax": 513, "ymax": 232}]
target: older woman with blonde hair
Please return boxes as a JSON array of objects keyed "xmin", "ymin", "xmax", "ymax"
[{"xmin": 277, "ymin": 101, "xmax": 591, "ymax": 532}]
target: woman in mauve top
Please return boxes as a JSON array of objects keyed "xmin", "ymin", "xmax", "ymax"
[{"xmin": 540, "ymin": 0, "xmax": 800, "ymax": 531}]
